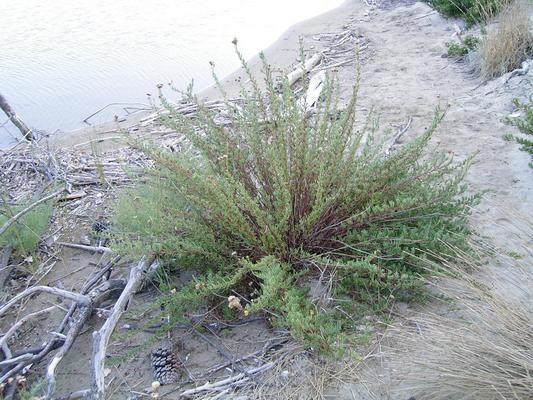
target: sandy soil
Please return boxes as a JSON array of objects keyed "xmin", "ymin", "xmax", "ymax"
[{"xmin": 1, "ymin": 0, "xmax": 531, "ymax": 399}]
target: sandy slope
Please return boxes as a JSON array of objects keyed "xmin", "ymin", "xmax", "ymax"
[
  {"xmin": 318, "ymin": 2, "xmax": 532, "ymax": 398},
  {"xmin": 203, "ymin": 1, "xmax": 532, "ymax": 398}
]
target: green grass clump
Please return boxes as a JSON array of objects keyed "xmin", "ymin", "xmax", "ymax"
[
  {"xmin": 111, "ymin": 45, "xmax": 479, "ymax": 352},
  {"xmin": 506, "ymin": 98, "xmax": 533, "ymax": 168},
  {"xmin": 0, "ymin": 201, "xmax": 54, "ymax": 256},
  {"xmin": 446, "ymin": 35, "xmax": 480, "ymax": 58},
  {"xmin": 431, "ymin": 0, "xmax": 511, "ymax": 25}
]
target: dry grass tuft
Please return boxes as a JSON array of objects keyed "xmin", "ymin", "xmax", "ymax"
[
  {"xmin": 478, "ymin": 0, "xmax": 533, "ymax": 79},
  {"xmin": 392, "ymin": 251, "xmax": 533, "ymax": 400}
]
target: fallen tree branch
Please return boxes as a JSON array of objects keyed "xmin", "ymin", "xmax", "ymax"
[
  {"xmin": 0, "ymin": 93, "xmax": 35, "ymax": 141},
  {"xmin": 56, "ymin": 242, "xmax": 112, "ymax": 254},
  {"xmin": 0, "ymin": 306, "xmax": 55, "ymax": 350},
  {"xmin": 0, "ymin": 188, "xmax": 65, "ymax": 237},
  {"xmin": 384, "ymin": 116, "xmax": 413, "ymax": 156},
  {"xmin": 46, "ymin": 280, "xmax": 126, "ymax": 399},
  {"xmin": 179, "ymin": 362, "xmax": 274, "ymax": 397},
  {"xmin": 82, "ymin": 102, "xmax": 151, "ymax": 124},
  {"xmin": 0, "ymin": 286, "xmax": 90, "ymax": 318},
  {"xmin": 300, "ymin": 71, "xmax": 326, "ymax": 111},
  {"xmin": 0, "ymin": 336, "xmax": 64, "ymax": 384},
  {"xmin": 287, "ymin": 53, "xmax": 322, "ymax": 87},
  {"xmin": 89, "ymin": 257, "xmax": 156, "ymax": 400}
]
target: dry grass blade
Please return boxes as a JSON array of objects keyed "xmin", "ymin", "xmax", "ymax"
[
  {"xmin": 477, "ymin": 0, "xmax": 533, "ymax": 79},
  {"xmin": 391, "ymin": 251, "xmax": 533, "ymax": 400}
]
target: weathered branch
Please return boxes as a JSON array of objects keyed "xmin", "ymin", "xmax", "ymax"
[
  {"xmin": 384, "ymin": 116, "xmax": 413, "ymax": 156},
  {"xmin": 0, "ymin": 337, "xmax": 64, "ymax": 384},
  {"xmin": 46, "ymin": 280, "xmax": 126, "ymax": 399},
  {"xmin": 287, "ymin": 53, "xmax": 322, "ymax": 87},
  {"xmin": 0, "ymin": 92, "xmax": 35, "ymax": 141},
  {"xmin": 0, "ymin": 306, "xmax": 55, "ymax": 350},
  {"xmin": 56, "ymin": 242, "xmax": 112, "ymax": 254},
  {"xmin": 0, "ymin": 189, "xmax": 65, "ymax": 237},
  {"xmin": 89, "ymin": 257, "xmax": 155, "ymax": 400},
  {"xmin": 0, "ymin": 286, "xmax": 90, "ymax": 318},
  {"xmin": 179, "ymin": 362, "xmax": 274, "ymax": 397}
]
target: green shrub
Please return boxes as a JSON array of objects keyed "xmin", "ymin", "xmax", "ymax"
[
  {"xmin": 463, "ymin": 35, "xmax": 480, "ymax": 50},
  {"xmin": 446, "ymin": 35, "xmax": 480, "ymax": 58},
  {"xmin": 0, "ymin": 201, "xmax": 54, "ymax": 256},
  {"xmin": 431, "ymin": 0, "xmax": 511, "ymax": 25},
  {"xmin": 507, "ymin": 98, "xmax": 533, "ymax": 168},
  {"xmin": 111, "ymin": 46, "xmax": 479, "ymax": 352}
]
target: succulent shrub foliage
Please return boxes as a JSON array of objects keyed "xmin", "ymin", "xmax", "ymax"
[
  {"xmin": 0, "ymin": 201, "xmax": 54, "ymax": 256},
  {"xmin": 112, "ymin": 48, "xmax": 479, "ymax": 351},
  {"xmin": 507, "ymin": 97, "xmax": 533, "ymax": 168}
]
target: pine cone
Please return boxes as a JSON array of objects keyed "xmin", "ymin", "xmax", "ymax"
[{"xmin": 151, "ymin": 347, "xmax": 180, "ymax": 385}]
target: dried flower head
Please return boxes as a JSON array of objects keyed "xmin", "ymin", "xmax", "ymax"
[{"xmin": 228, "ymin": 295, "xmax": 243, "ymax": 311}]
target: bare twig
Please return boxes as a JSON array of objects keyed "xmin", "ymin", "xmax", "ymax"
[
  {"xmin": 0, "ymin": 286, "xmax": 90, "ymax": 318},
  {"xmin": 82, "ymin": 102, "xmax": 151, "ymax": 124},
  {"xmin": 0, "ymin": 336, "xmax": 64, "ymax": 384},
  {"xmin": 179, "ymin": 362, "xmax": 274, "ymax": 397},
  {"xmin": 0, "ymin": 306, "xmax": 55, "ymax": 349},
  {"xmin": 384, "ymin": 117, "xmax": 413, "ymax": 156}
]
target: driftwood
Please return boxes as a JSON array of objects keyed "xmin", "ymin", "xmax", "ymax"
[
  {"xmin": 0, "ymin": 93, "xmax": 35, "ymax": 141},
  {"xmin": 384, "ymin": 117, "xmax": 413, "ymax": 157},
  {"xmin": 179, "ymin": 362, "xmax": 274, "ymax": 397},
  {"xmin": 89, "ymin": 257, "xmax": 156, "ymax": 400},
  {"xmin": 56, "ymin": 242, "xmax": 112, "ymax": 254},
  {"xmin": 287, "ymin": 53, "xmax": 323, "ymax": 87},
  {"xmin": 301, "ymin": 70, "xmax": 326, "ymax": 111},
  {"xmin": 0, "ymin": 286, "xmax": 91, "ymax": 318},
  {"xmin": 0, "ymin": 188, "xmax": 65, "ymax": 237},
  {"xmin": 46, "ymin": 280, "xmax": 127, "ymax": 399},
  {"xmin": 0, "ymin": 336, "xmax": 65, "ymax": 384},
  {"xmin": 0, "ymin": 306, "xmax": 55, "ymax": 351}
]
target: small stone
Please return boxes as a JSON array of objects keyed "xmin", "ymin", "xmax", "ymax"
[{"xmin": 79, "ymin": 234, "xmax": 91, "ymax": 246}]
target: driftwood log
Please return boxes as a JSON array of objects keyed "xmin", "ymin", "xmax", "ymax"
[
  {"xmin": 0, "ymin": 92, "xmax": 35, "ymax": 141},
  {"xmin": 46, "ymin": 280, "xmax": 127, "ymax": 399},
  {"xmin": 287, "ymin": 53, "xmax": 322, "ymax": 87},
  {"xmin": 0, "ymin": 286, "xmax": 91, "ymax": 319},
  {"xmin": 89, "ymin": 257, "xmax": 157, "ymax": 400}
]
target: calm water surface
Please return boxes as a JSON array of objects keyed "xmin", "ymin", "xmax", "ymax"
[{"xmin": 0, "ymin": 0, "xmax": 342, "ymax": 146}]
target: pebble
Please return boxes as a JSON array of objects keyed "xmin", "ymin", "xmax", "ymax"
[{"xmin": 79, "ymin": 234, "xmax": 91, "ymax": 245}]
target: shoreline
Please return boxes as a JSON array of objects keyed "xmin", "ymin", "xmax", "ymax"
[{"xmin": 35, "ymin": 0, "xmax": 356, "ymax": 151}]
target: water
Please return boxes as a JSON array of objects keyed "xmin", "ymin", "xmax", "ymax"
[{"xmin": 0, "ymin": 0, "xmax": 342, "ymax": 147}]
